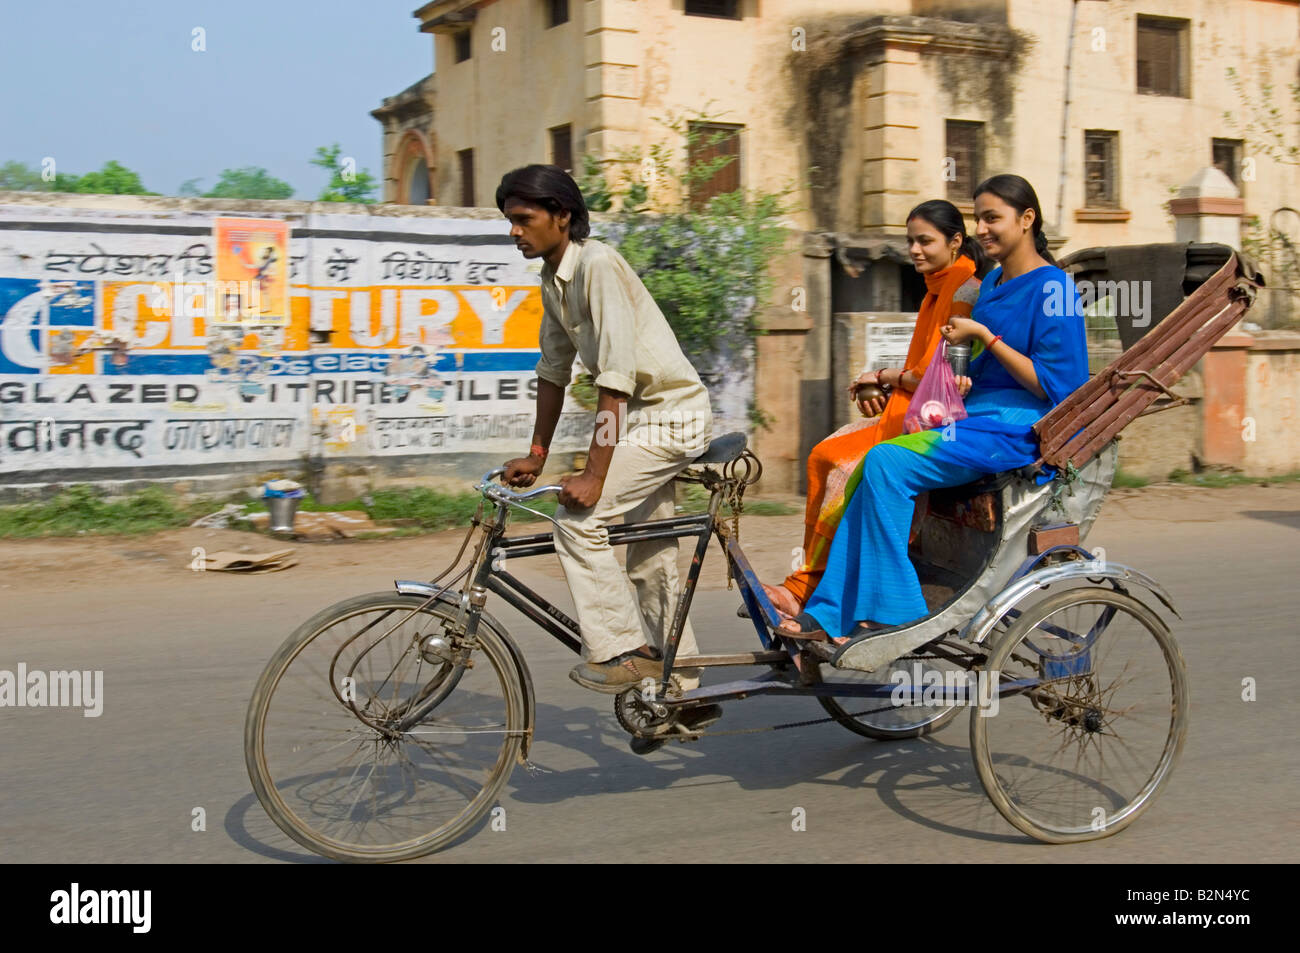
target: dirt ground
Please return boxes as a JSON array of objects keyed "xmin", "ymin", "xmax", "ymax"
[{"xmin": 2, "ymin": 481, "xmax": 1297, "ymax": 596}]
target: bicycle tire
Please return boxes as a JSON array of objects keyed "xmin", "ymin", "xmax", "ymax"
[{"xmin": 245, "ymin": 591, "xmax": 528, "ymax": 863}]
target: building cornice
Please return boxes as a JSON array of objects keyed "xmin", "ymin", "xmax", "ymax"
[
  {"xmin": 831, "ymin": 14, "xmax": 1019, "ymax": 59},
  {"xmin": 370, "ymin": 74, "xmax": 436, "ymax": 122},
  {"xmin": 416, "ymin": 0, "xmax": 480, "ymax": 35}
]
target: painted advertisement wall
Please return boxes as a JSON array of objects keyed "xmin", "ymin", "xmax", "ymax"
[{"xmin": 0, "ymin": 198, "xmax": 747, "ymax": 489}]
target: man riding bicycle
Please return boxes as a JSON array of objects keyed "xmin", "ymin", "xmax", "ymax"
[{"xmin": 496, "ymin": 164, "xmax": 720, "ymax": 729}]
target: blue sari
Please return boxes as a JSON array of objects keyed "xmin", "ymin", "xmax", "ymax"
[{"xmin": 803, "ymin": 264, "xmax": 1089, "ymax": 636}]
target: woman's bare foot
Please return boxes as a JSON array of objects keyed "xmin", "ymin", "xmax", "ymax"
[{"xmin": 761, "ymin": 583, "xmax": 802, "ymax": 619}]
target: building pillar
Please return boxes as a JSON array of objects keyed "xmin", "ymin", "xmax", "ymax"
[
  {"xmin": 861, "ymin": 41, "xmax": 923, "ymax": 230},
  {"xmin": 1169, "ymin": 167, "xmax": 1244, "ymax": 249},
  {"xmin": 1201, "ymin": 330, "xmax": 1253, "ymax": 469},
  {"xmin": 585, "ymin": 0, "xmax": 641, "ymax": 165}
]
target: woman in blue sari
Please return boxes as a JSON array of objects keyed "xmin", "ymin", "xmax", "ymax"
[{"xmin": 779, "ymin": 174, "xmax": 1090, "ymax": 642}]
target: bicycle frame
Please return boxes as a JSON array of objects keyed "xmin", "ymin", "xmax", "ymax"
[{"xmin": 396, "ymin": 472, "xmax": 997, "ymax": 711}]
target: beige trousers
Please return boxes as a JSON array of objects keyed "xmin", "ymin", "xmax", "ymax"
[{"xmin": 553, "ymin": 432, "xmax": 705, "ymax": 669}]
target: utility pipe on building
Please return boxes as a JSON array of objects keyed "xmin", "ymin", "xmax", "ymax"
[{"xmin": 1055, "ymin": 0, "xmax": 1080, "ymax": 237}]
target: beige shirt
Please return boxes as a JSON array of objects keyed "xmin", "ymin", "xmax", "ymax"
[{"xmin": 535, "ymin": 238, "xmax": 712, "ymax": 440}]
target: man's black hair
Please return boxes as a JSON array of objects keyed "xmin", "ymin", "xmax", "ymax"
[{"xmin": 495, "ymin": 164, "xmax": 591, "ymax": 241}]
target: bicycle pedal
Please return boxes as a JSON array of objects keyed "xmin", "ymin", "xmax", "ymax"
[{"xmin": 628, "ymin": 735, "xmax": 667, "ymax": 756}]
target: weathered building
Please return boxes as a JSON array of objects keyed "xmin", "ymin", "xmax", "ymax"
[{"xmin": 372, "ymin": 0, "xmax": 1300, "ymax": 489}]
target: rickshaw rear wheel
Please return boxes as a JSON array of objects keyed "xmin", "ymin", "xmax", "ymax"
[
  {"xmin": 815, "ymin": 650, "xmax": 966, "ymax": 741},
  {"xmin": 970, "ymin": 587, "xmax": 1188, "ymax": 844}
]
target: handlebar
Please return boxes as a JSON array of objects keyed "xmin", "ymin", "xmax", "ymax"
[{"xmin": 476, "ymin": 467, "xmax": 565, "ymax": 503}]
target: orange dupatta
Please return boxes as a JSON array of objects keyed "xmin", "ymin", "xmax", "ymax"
[{"xmin": 782, "ymin": 254, "xmax": 979, "ymax": 604}]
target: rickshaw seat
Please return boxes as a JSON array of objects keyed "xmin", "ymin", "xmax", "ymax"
[{"xmin": 693, "ymin": 431, "xmax": 747, "ymax": 466}]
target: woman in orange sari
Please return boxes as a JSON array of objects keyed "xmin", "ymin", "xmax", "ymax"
[{"xmin": 763, "ymin": 200, "xmax": 988, "ymax": 616}]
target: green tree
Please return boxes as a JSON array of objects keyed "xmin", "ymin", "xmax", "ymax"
[
  {"xmin": 0, "ymin": 160, "xmax": 52, "ymax": 191},
  {"xmin": 63, "ymin": 160, "xmax": 155, "ymax": 195},
  {"xmin": 198, "ymin": 166, "xmax": 294, "ymax": 199},
  {"xmin": 577, "ymin": 112, "xmax": 799, "ymax": 364},
  {"xmin": 311, "ymin": 144, "xmax": 377, "ymax": 203},
  {"xmin": 1224, "ymin": 64, "xmax": 1300, "ymax": 327}
]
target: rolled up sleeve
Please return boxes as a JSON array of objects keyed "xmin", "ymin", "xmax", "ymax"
[
  {"xmin": 534, "ymin": 307, "xmax": 577, "ymax": 389},
  {"xmin": 583, "ymin": 255, "xmax": 639, "ymax": 397}
]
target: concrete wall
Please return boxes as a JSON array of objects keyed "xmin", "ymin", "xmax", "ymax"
[
  {"xmin": 0, "ymin": 192, "xmax": 750, "ymax": 501},
  {"xmin": 1205, "ymin": 330, "xmax": 1300, "ymax": 475}
]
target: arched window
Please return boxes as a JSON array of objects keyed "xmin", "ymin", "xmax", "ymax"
[{"xmin": 407, "ymin": 157, "xmax": 430, "ymax": 205}]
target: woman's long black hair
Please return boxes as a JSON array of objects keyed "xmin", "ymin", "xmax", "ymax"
[
  {"xmin": 972, "ymin": 173, "xmax": 1054, "ymax": 265},
  {"xmin": 495, "ymin": 164, "xmax": 591, "ymax": 241},
  {"xmin": 906, "ymin": 199, "xmax": 991, "ymax": 278}
]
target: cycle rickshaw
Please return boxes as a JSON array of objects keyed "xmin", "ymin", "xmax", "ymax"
[{"xmin": 245, "ymin": 243, "xmax": 1261, "ymax": 862}]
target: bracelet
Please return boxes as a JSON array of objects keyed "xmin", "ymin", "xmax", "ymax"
[
  {"xmin": 987, "ymin": 334, "xmax": 1003, "ymax": 349},
  {"xmin": 529, "ymin": 443, "xmax": 549, "ymax": 460}
]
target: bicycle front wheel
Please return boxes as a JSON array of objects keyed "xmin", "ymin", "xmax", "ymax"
[
  {"xmin": 970, "ymin": 587, "xmax": 1189, "ymax": 844},
  {"xmin": 245, "ymin": 591, "xmax": 528, "ymax": 862}
]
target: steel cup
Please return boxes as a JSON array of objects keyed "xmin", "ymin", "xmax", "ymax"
[{"xmin": 946, "ymin": 342, "xmax": 971, "ymax": 378}]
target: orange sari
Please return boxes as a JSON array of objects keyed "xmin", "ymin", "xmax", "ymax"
[{"xmin": 781, "ymin": 255, "xmax": 980, "ymax": 605}]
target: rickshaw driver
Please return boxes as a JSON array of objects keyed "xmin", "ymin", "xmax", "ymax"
[{"xmin": 496, "ymin": 164, "xmax": 722, "ymax": 730}]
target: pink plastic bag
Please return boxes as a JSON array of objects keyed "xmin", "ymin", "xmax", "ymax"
[{"xmin": 903, "ymin": 340, "xmax": 968, "ymax": 434}]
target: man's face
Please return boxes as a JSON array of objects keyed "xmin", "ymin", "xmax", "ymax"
[{"xmin": 503, "ymin": 197, "xmax": 570, "ymax": 260}]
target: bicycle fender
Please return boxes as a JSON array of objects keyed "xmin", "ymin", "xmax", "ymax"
[
  {"xmin": 395, "ymin": 581, "xmax": 536, "ymax": 761},
  {"xmin": 964, "ymin": 560, "xmax": 1179, "ymax": 647}
]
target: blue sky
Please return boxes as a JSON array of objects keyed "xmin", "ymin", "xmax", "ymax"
[{"xmin": 0, "ymin": 1, "xmax": 434, "ymax": 197}]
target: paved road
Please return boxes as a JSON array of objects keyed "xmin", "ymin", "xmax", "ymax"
[{"xmin": 1, "ymin": 484, "xmax": 1297, "ymax": 863}]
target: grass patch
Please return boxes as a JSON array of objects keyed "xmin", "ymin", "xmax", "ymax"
[
  {"xmin": 1166, "ymin": 469, "xmax": 1300, "ymax": 488},
  {"xmin": 0, "ymin": 480, "xmax": 795, "ymax": 539},
  {"xmin": 1111, "ymin": 468, "xmax": 1149, "ymax": 489},
  {"xmin": 0, "ymin": 485, "xmax": 209, "ymax": 538}
]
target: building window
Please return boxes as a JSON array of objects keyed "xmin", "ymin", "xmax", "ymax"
[
  {"xmin": 945, "ymin": 120, "xmax": 983, "ymax": 203},
  {"xmin": 1136, "ymin": 16, "xmax": 1189, "ymax": 97},
  {"xmin": 685, "ymin": 0, "xmax": 740, "ymax": 19},
  {"xmin": 547, "ymin": 0, "xmax": 569, "ymax": 27},
  {"xmin": 458, "ymin": 148, "xmax": 475, "ymax": 206},
  {"xmin": 1212, "ymin": 138, "xmax": 1244, "ymax": 189},
  {"xmin": 454, "ymin": 29, "xmax": 471, "ymax": 63},
  {"xmin": 407, "ymin": 157, "xmax": 430, "ymax": 206},
  {"xmin": 550, "ymin": 124, "xmax": 573, "ymax": 174},
  {"xmin": 687, "ymin": 122, "xmax": 742, "ymax": 208},
  {"xmin": 1083, "ymin": 131, "xmax": 1119, "ymax": 208}
]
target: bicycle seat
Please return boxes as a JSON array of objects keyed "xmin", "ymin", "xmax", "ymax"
[{"xmin": 692, "ymin": 431, "xmax": 747, "ymax": 466}]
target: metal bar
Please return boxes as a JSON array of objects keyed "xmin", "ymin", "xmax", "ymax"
[
  {"xmin": 659, "ymin": 522, "xmax": 715, "ymax": 680},
  {"xmin": 674, "ymin": 651, "xmax": 789, "ymax": 667},
  {"xmin": 1036, "ymin": 259, "xmax": 1238, "ymax": 457},
  {"xmin": 484, "ymin": 575, "xmax": 583, "ymax": 655},
  {"xmin": 493, "ymin": 514, "xmax": 711, "ymax": 557},
  {"xmin": 1038, "ymin": 283, "xmax": 1231, "ymax": 454},
  {"xmin": 1046, "ymin": 296, "xmax": 1245, "ymax": 466},
  {"xmin": 726, "ymin": 537, "xmax": 783, "ymax": 633},
  {"xmin": 1055, "ymin": 302, "xmax": 1244, "ymax": 465}
]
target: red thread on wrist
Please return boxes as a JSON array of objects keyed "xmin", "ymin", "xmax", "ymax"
[
  {"xmin": 988, "ymin": 334, "xmax": 1003, "ymax": 348},
  {"xmin": 530, "ymin": 443, "xmax": 549, "ymax": 460}
]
